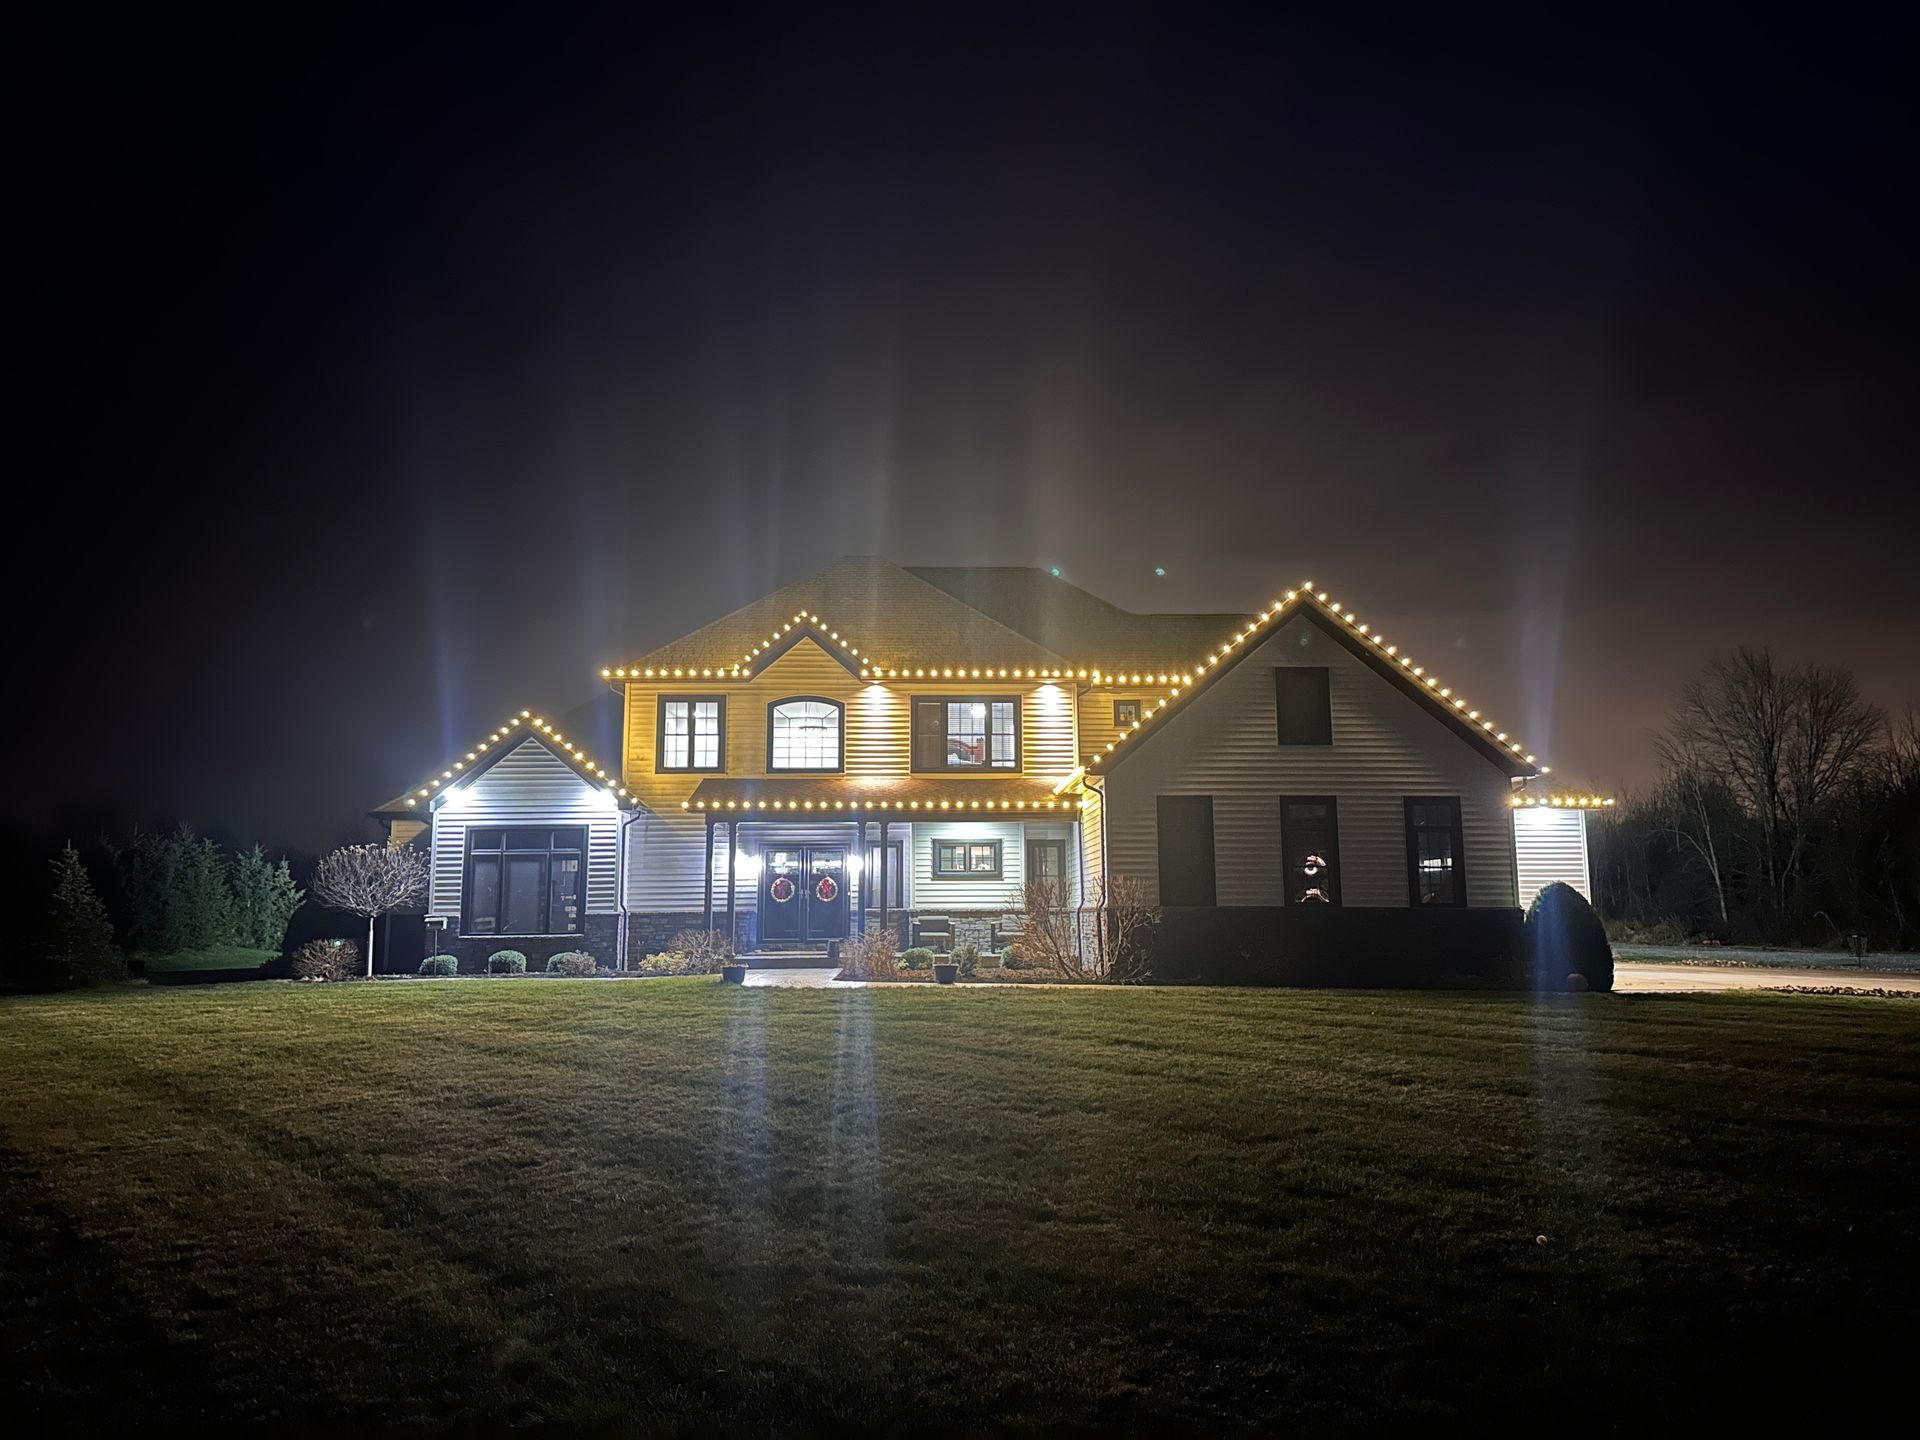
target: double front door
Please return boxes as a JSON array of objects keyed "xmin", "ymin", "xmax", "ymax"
[{"xmin": 760, "ymin": 846, "xmax": 849, "ymax": 943}]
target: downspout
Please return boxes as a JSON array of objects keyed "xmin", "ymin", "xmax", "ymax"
[{"xmin": 617, "ymin": 807, "xmax": 643, "ymax": 972}]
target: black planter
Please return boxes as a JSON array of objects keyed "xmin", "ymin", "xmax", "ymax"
[
  {"xmin": 721, "ymin": 963, "xmax": 748, "ymax": 985},
  {"xmin": 934, "ymin": 962, "xmax": 959, "ymax": 985}
]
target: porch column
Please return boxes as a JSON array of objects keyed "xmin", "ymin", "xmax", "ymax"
[
  {"xmin": 851, "ymin": 817, "xmax": 865, "ymax": 938},
  {"xmin": 725, "ymin": 821, "xmax": 737, "ymax": 946},
  {"xmin": 702, "ymin": 815, "xmax": 715, "ymax": 932},
  {"xmin": 878, "ymin": 817, "xmax": 890, "ymax": 939}
]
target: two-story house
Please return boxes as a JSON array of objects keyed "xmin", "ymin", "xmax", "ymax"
[{"xmin": 371, "ymin": 557, "xmax": 1608, "ymax": 978}]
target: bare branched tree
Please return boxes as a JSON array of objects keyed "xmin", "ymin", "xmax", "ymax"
[
  {"xmin": 1097, "ymin": 874, "xmax": 1161, "ymax": 983},
  {"xmin": 1658, "ymin": 646, "xmax": 1882, "ymax": 926},
  {"xmin": 312, "ymin": 844, "xmax": 429, "ymax": 977},
  {"xmin": 1012, "ymin": 877, "xmax": 1080, "ymax": 978}
]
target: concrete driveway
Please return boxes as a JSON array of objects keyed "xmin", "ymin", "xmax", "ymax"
[{"xmin": 1615, "ymin": 962, "xmax": 1920, "ymax": 994}]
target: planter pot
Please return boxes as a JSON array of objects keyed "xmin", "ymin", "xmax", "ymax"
[
  {"xmin": 721, "ymin": 963, "xmax": 748, "ymax": 985},
  {"xmin": 934, "ymin": 962, "xmax": 959, "ymax": 985}
]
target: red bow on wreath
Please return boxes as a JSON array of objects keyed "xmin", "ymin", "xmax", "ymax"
[
  {"xmin": 769, "ymin": 874, "xmax": 796, "ymax": 903},
  {"xmin": 815, "ymin": 874, "xmax": 839, "ymax": 903}
]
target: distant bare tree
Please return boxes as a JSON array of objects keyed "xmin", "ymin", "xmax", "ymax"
[
  {"xmin": 311, "ymin": 844, "xmax": 429, "ymax": 977},
  {"xmin": 1659, "ymin": 647, "xmax": 1881, "ymax": 926},
  {"xmin": 1651, "ymin": 730, "xmax": 1737, "ymax": 928}
]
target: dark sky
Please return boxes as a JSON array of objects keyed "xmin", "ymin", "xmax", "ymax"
[{"xmin": 19, "ymin": 4, "xmax": 1917, "ymax": 855}]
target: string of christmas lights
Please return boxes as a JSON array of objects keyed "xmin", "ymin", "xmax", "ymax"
[{"xmin": 402, "ymin": 710, "xmax": 632, "ymax": 808}]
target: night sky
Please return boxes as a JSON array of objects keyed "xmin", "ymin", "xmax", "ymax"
[{"xmin": 19, "ymin": 6, "xmax": 1916, "ymax": 857}]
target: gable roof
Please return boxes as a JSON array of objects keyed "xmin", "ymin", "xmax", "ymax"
[
  {"xmin": 604, "ymin": 556, "xmax": 1072, "ymax": 681},
  {"xmin": 1081, "ymin": 580, "xmax": 1543, "ymax": 780},
  {"xmin": 369, "ymin": 709, "xmax": 637, "ymax": 819}
]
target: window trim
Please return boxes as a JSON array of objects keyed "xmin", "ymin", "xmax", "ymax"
[
  {"xmin": 765, "ymin": 695, "xmax": 846, "ymax": 774},
  {"xmin": 460, "ymin": 825, "xmax": 588, "ymax": 937},
  {"xmin": 655, "ymin": 694, "xmax": 727, "ymax": 774},
  {"xmin": 1275, "ymin": 666, "xmax": 1334, "ymax": 747},
  {"xmin": 1113, "ymin": 698, "xmax": 1143, "ymax": 729},
  {"xmin": 1403, "ymin": 795, "xmax": 1468, "ymax": 908},
  {"xmin": 909, "ymin": 694, "xmax": 1023, "ymax": 773},
  {"xmin": 931, "ymin": 838, "xmax": 1004, "ymax": 880},
  {"xmin": 1279, "ymin": 795, "xmax": 1342, "ymax": 907}
]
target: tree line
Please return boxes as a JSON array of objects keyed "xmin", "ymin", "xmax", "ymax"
[
  {"xmin": 20, "ymin": 826, "xmax": 306, "ymax": 990},
  {"xmin": 1591, "ymin": 647, "xmax": 1919, "ymax": 949}
]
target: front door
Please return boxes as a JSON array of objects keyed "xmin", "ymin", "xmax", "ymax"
[
  {"xmin": 760, "ymin": 845, "xmax": 848, "ymax": 943},
  {"xmin": 1028, "ymin": 839, "xmax": 1069, "ymax": 905}
]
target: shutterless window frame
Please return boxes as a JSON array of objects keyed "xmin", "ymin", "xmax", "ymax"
[
  {"xmin": 1279, "ymin": 796, "xmax": 1342, "ymax": 907},
  {"xmin": 461, "ymin": 825, "xmax": 588, "ymax": 936},
  {"xmin": 1403, "ymin": 795, "xmax": 1468, "ymax": 908},
  {"xmin": 655, "ymin": 694, "xmax": 727, "ymax": 773},
  {"xmin": 931, "ymin": 838, "xmax": 1004, "ymax": 879},
  {"xmin": 1113, "ymin": 698, "xmax": 1143, "ymax": 729},
  {"xmin": 910, "ymin": 695, "xmax": 1023, "ymax": 772},
  {"xmin": 764, "ymin": 696, "xmax": 845, "ymax": 773}
]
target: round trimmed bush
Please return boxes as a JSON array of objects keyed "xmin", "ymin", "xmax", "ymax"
[
  {"xmin": 487, "ymin": 949, "xmax": 528, "ymax": 975},
  {"xmin": 546, "ymin": 951, "xmax": 598, "ymax": 976},
  {"xmin": 1526, "ymin": 882, "xmax": 1613, "ymax": 993},
  {"xmin": 901, "ymin": 946, "xmax": 936, "ymax": 971},
  {"xmin": 418, "ymin": 954, "xmax": 459, "ymax": 977}
]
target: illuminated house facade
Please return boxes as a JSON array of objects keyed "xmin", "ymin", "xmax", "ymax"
[{"xmin": 373, "ymin": 558, "xmax": 1606, "ymax": 976}]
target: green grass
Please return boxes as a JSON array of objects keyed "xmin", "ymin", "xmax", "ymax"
[
  {"xmin": 2, "ymin": 982, "xmax": 1916, "ymax": 1427},
  {"xmin": 138, "ymin": 945, "xmax": 277, "ymax": 973}
]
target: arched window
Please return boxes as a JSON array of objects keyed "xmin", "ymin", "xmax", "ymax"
[{"xmin": 767, "ymin": 697, "xmax": 843, "ymax": 772}]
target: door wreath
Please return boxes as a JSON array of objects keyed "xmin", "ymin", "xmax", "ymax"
[
  {"xmin": 769, "ymin": 874, "xmax": 796, "ymax": 904},
  {"xmin": 814, "ymin": 874, "xmax": 839, "ymax": 903}
]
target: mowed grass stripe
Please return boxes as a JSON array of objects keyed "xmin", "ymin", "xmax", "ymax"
[{"xmin": 2, "ymin": 981, "xmax": 1916, "ymax": 1427}]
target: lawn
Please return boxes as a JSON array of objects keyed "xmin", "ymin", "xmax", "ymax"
[
  {"xmin": 137, "ymin": 945, "xmax": 278, "ymax": 974},
  {"xmin": 3, "ymin": 982, "xmax": 1916, "ymax": 1428}
]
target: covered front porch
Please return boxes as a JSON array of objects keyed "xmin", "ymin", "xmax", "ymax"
[{"xmin": 683, "ymin": 778, "xmax": 1083, "ymax": 954}]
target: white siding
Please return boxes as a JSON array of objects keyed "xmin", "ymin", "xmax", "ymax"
[
  {"xmin": 1100, "ymin": 614, "xmax": 1518, "ymax": 908},
  {"xmin": 428, "ymin": 738, "xmax": 622, "ymax": 925},
  {"xmin": 1513, "ymin": 807, "xmax": 1590, "ymax": 903}
]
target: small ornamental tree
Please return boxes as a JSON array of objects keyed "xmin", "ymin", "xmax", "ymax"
[
  {"xmin": 229, "ymin": 844, "xmax": 304, "ymax": 952},
  {"xmin": 48, "ymin": 844, "xmax": 122, "ymax": 987},
  {"xmin": 311, "ymin": 844, "xmax": 429, "ymax": 977}
]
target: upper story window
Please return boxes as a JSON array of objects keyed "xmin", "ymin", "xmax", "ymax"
[
  {"xmin": 1114, "ymin": 699, "xmax": 1142, "ymax": 728},
  {"xmin": 1275, "ymin": 667, "xmax": 1332, "ymax": 745},
  {"xmin": 1405, "ymin": 797, "xmax": 1466, "ymax": 907},
  {"xmin": 658, "ymin": 696, "xmax": 724, "ymax": 772},
  {"xmin": 913, "ymin": 697, "xmax": 1020, "ymax": 771},
  {"xmin": 768, "ymin": 697, "xmax": 843, "ymax": 772}
]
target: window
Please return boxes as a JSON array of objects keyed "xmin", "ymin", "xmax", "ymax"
[
  {"xmin": 657, "ymin": 696, "xmax": 724, "ymax": 771},
  {"xmin": 1405, "ymin": 797, "xmax": 1466, "ymax": 907},
  {"xmin": 767, "ymin": 698, "xmax": 843, "ymax": 771},
  {"xmin": 1114, "ymin": 698, "xmax": 1142, "ymax": 728},
  {"xmin": 463, "ymin": 827, "xmax": 586, "ymax": 935},
  {"xmin": 933, "ymin": 839, "xmax": 1002, "ymax": 878},
  {"xmin": 912, "ymin": 697, "xmax": 1020, "ymax": 770},
  {"xmin": 1275, "ymin": 667, "xmax": 1332, "ymax": 745},
  {"xmin": 1156, "ymin": 795, "xmax": 1216, "ymax": 907},
  {"xmin": 1280, "ymin": 798, "xmax": 1340, "ymax": 905}
]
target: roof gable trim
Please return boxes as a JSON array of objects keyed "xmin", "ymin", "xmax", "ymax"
[{"xmin": 1088, "ymin": 580, "xmax": 1541, "ymax": 780}]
